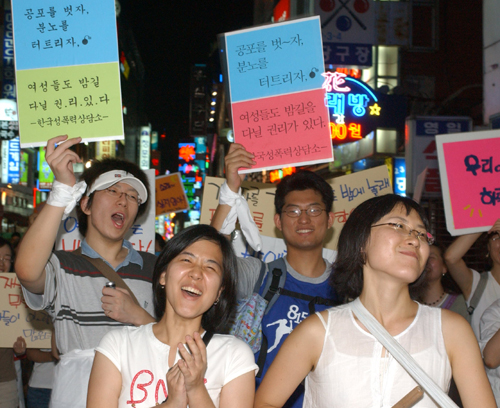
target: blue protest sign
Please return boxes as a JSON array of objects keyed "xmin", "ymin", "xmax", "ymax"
[
  {"xmin": 12, "ymin": 0, "xmax": 118, "ymax": 70},
  {"xmin": 223, "ymin": 16, "xmax": 325, "ymax": 103}
]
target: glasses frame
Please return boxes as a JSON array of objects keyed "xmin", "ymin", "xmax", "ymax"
[
  {"xmin": 371, "ymin": 222, "xmax": 434, "ymax": 245},
  {"xmin": 0, "ymin": 255, "xmax": 13, "ymax": 263},
  {"xmin": 103, "ymin": 187, "xmax": 142, "ymax": 205},
  {"xmin": 282, "ymin": 207, "xmax": 326, "ymax": 218}
]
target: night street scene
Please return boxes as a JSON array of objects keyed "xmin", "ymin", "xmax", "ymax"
[{"xmin": 1, "ymin": 1, "xmax": 500, "ymax": 408}]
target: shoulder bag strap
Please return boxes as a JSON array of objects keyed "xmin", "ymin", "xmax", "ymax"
[
  {"xmin": 72, "ymin": 248, "xmax": 140, "ymax": 306},
  {"xmin": 351, "ymin": 299, "xmax": 458, "ymax": 408},
  {"xmin": 468, "ymin": 272, "xmax": 488, "ymax": 315}
]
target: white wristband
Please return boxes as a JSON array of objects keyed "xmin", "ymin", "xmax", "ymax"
[
  {"xmin": 219, "ymin": 182, "xmax": 262, "ymax": 252},
  {"xmin": 47, "ymin": 180, "xmax": 87, "ymax": 219}
]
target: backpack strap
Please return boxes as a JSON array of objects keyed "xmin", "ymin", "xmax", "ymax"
[
  {"xmin": 252, "ymin": 260, "xmax": 268, "ymax": 293},
  {"xmin": 260, "ymin": 257, "xmax": 287, "ymax": 315},
  {"xmin": 279, "ymin": 288, "xmax": 340, "ymax": 315},
  {"xmin": 467, "ymin": 272, "xmax": 488, "ymax": 315}
]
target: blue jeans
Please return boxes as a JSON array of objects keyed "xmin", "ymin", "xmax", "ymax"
[{"xmin": 26, "ymin": 387, "xmax": 51, "ymax": 408}]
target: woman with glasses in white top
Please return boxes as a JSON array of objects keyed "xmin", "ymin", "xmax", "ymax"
[{"xmin": 254, "ymin": 194, "xmax": 495, "ymax": 408}]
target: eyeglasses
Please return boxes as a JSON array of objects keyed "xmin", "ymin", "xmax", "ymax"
[
  {"xmin": 371, "ymin": 222, "xmax": 434, "ymax": 245},
  {"xmin": 103, "ymin": 187, "xmax": 142, "ymax": 205},
  {"xmin": 0, "ymin": 255, "xmax": 12, "ymax": 263},
  {"xmin": 282, "ymin": 207, "xmax": 326, "ymax": 218}
]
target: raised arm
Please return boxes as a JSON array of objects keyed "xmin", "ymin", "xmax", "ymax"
[
  {"xmin": 210, "ymin": 143, "xmax": 255, "ymax": 232},
  {"xmin": 15, "ymin": 135, "xmax": 82, "ymax": 294},
  {"xmin": 442, "ymin": 309, "xmax": 496, "ymax": 408},
  {"xmin": 443, "ymin": 232, "xmax": 482, "ymax": 300},
  {"xmin": 254, "ymin": 313, "xmax": 325, "ymax": 408}
]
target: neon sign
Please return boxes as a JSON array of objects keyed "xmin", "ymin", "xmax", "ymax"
[
  {"xmin": 322, "ymin": 72, "xmax": 382, "ymax": 145},
  {"xmin": 269, "ymin": 167, "xmax": 296, "ymax": 183}
]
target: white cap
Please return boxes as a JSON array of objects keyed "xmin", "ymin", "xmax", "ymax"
[{"xmin": 86, "ymin": 170, "xmax": 148, "ymax": 203}]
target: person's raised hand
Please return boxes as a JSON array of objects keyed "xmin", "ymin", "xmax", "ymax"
[
  {"xmin": 224, "ymin": 143, "xmax": 255, "ymax": 193},
  {"xmin": 488, "ymin": 218, "xmax": 500, "ymax": 235},
  {"xmin": 45, "ymin": 135, "xmax": 82, "ymax": 187},
  {"xmin": 13, "ymin": 336, "xmax": 26, "ymax": 355}
]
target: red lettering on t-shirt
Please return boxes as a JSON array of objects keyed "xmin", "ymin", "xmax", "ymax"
[
  {"xmin": 127, "ymin": 370, "xmax": 154, "ymax": 405},
  {"xmin": 155, "ymin": 379, "xmax": 167, "ymax": 404}
]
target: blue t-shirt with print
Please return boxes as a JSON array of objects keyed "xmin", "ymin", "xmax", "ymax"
[{"xmin": 255, "ymin": 264, "xmax": 338, "ymax": 408}]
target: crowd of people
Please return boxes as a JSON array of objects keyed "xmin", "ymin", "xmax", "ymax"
[{"xmin": 0, "ymin": 136, "xmax": 499, "ymax": 408}]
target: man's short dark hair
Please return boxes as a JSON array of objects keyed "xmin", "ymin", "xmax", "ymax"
[
  {"xmin": 77, "ymin": 158, "xmax": 150, "ymax": 236},
  {"xmin": 274, "ymin": 171, "xmax": 334, "ymax": 214}
]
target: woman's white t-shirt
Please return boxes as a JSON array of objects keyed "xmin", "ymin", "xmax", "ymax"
[{"xmin": 96, "ymin": 323, "xmax": 258, "ymax": 408}]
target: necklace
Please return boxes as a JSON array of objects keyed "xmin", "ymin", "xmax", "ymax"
[{"xmin": 422, "ymin": 291, "xmax": 446, "ymax": 306}]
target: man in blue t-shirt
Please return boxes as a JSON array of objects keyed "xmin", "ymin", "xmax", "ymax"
[{"xmin": 211, "ymin": 143, "xmax": 338, "ymax": 408}]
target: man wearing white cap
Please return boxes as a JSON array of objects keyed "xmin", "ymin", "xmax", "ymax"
[{"xmin": 16, "ymin": 135, "xmax": 156, "ymax": 408}]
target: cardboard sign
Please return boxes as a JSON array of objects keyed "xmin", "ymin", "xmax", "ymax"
[
  {"xmin": 200, "ymin": 165, "xmax": 392, "ymax": 250},
  {"xmin": 200, "ymin": 177, "xmax": 279, "ymax": 238},
  {"xmin": 55, "ymin": 169, "xmax": 156, "ymax": 253},
  {"xmin": 436, "ymin": 129, "xmax": 500, "ymax": 235},
  {"xmin": 0, "ymin": 273, "xmax": 52, "ymax": 348},
  {"xmin": 221, "ymin": 16, "xmax": 333, "ymax": 172},
  {"xmin": 231, "ymin": 231, "xmax": 337, "ymax": 265},
  {"xmin": 12, "ymin": 0, "xmax": 123, "ymax": 147},
  {"xmin": 155, "ymin": 173, "xmax": 189, "ymax": 216}
]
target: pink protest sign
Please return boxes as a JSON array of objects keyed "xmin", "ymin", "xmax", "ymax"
[
  {"xmin": 436, "ymin": 129, "xmax": 500, "ymax": 235},
  {"xmin": 232, "ymin": 88, "xmax": 333, "ymax": 173}
]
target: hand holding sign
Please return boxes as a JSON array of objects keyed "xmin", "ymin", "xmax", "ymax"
[
  {"xmin": 45, "ymin": 135, "xmax": 83, "ymax": 187},
  {"xmin": 224, "ymin": 143, "xmax": 256, "ymax": 192}
]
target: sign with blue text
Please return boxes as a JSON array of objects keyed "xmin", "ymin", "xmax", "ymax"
[
  {"xmin": 12, "ymin": 0, "xmax": 123, "ymax": 147},
  {"xmin": 220, "ymin": 16, "xmax": 333, "ymax": 172},
  {"xmin": 0, "ymin": 273, "xmax": 52, "ymax": 348},
  {"xmin": 200, "ymin": 165, "xmax": 392, "ymax": 250},
  {"xmin": 223, "ymin": 16, "xmax": 325, "ymax": 103}
]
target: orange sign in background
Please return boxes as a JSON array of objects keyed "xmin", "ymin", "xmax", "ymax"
[{"xmin": 155, "ymin": 173, "xmax": 190, "ymax": 216}]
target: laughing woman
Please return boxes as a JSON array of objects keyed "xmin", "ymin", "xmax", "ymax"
[
  {"xmin": 254, "ymin": 195, "xmax": 495, "ymax": 408},
  {"xmin": 87, "ymin": 225, "xmax": 257, "ymax": 408}
]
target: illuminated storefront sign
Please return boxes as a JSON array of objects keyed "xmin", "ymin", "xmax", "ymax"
[
  {"xmin": 323, "ymin": 72, "xmax": 382, "ymax": 145},
  {"xmin": 139, "ymin": 126, "xmax": 151, "ymax": 171},
  {"xmin": 1, "ymin": 136, "xmax": 20, "ymax": 183},
  {"xmin": 394, "ymin": 157, "xmax": 406, "ymax": 196},
  {"xmin": 178, "ymin": 142, "xmax": 200, "ymax": 222},
  {"xmin": 37, "ymin": 147, "xmax": 54, "ymax": 190},
  {"xmin": 19, "ymin": 151, "xmax": 29, "ymax": 186},
  {"xmin": 269, "ymin": 167, "xmax": 296, "ymax": 183}
]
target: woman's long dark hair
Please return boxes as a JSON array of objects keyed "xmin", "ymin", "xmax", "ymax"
[{"xmin": 152, "ymin": 225, "xmax": 238, "ymax": 333}]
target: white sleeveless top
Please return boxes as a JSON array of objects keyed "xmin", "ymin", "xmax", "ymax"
[{"xmin": 303, "ymin": 302, "xmax": 451, "ymax": 408}]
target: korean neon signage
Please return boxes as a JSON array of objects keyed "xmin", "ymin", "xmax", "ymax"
[{"xmin": 322, "ymin": 72, "xmax": 381, "ymax": 145}]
